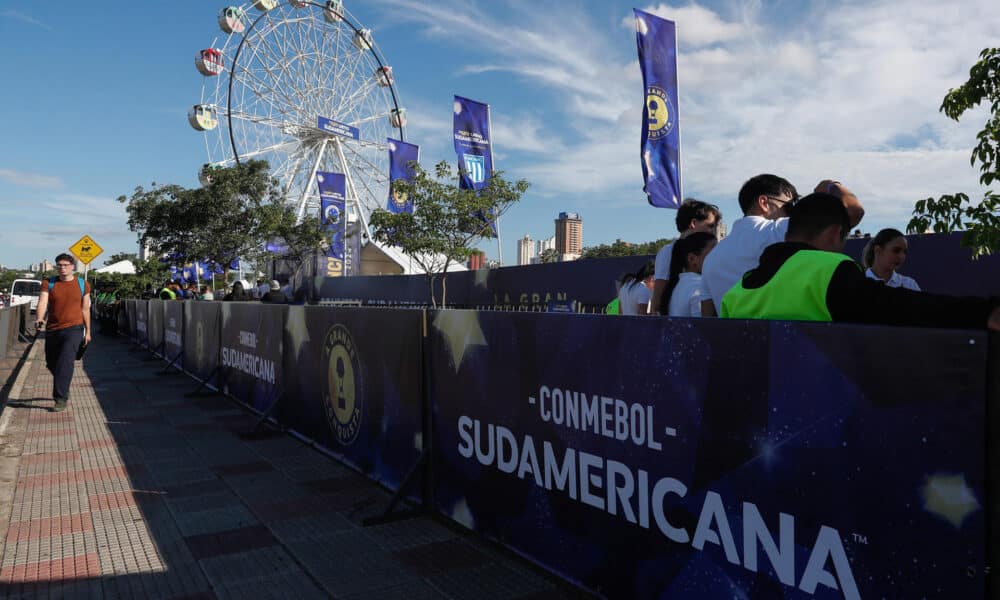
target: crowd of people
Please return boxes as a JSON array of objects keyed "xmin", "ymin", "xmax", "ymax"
[
  {"xmin": 156, "ymin": 278, "xmax": 291, "ymax": 304},
  {"xmin": 615, "ymin": 173, "xmax": 1000, "ymax": 331}
]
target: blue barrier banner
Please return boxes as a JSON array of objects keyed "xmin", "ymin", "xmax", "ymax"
[
  {"xmin": 317, "ymin": 171, "xmax": 346, "ymax": 277},
  {"xmin": 125, "ymin": 300, "xmax": 136, "ymax": 342},
  {"xmin": 280, "ymin": 306, "xmax": 424, "ymax": 492},
  {"xmin": 147, "ymin": 300, "xmax": 164, "ymax": 355},
  {"xmin": 220, "ymin": 303, "xmax": 285, "ymax": 412},
  {"xmin": 429, "ymin": 311, "xmax": 987, "ymax": 598},
  {"xmin": 184, "ymin": 301, "xmax": 221, "ymax": 385},
  {"xmin": 635, "ymin": 9, "xmax": 681, "ymax": 209},
  {"xmin": 387, "ymin": 138, "xmax": 418, "ymax": 214},
  {"xmin": 164, "ymin": 301, "xmax": 184, "ymax": 363},
  {"xmin": 135, "ymin": 301, "xmax": 149, "ymax": 347}
]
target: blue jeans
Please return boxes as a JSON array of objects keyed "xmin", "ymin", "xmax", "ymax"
[{"xmin": 44, "ymin": 325, "xmax": 84, "ymax": 401}]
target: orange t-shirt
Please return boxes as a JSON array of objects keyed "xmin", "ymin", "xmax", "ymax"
[{"xmin": 45, "ymin": 278, "xmax": 91, "ymax": 332}]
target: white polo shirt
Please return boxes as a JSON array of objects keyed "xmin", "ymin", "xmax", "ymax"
[
  {"xmin": 653, "ymin": 241, "xmax": 675, "ymax": 281},
  {"xmin": 700, "ymin": 215, "xmax": 789, "ymax": 313},
  {"xmin": 618, "ymin": 280, "xmax": 651, "ymax": 315},
  {"xmin": 668, "ymin": 272, "xmax": 705, "ymax": 317},
  {"xmin": 865, "ymin": 268, "xmax": 920, "ymax": 291}
]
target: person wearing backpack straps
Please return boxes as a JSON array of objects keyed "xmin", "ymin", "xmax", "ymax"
[{"xmin": 35, "ymin": 253, "xmax": 91, "ymax": 412}]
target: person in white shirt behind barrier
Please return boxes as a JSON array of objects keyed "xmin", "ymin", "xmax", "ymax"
[
  {"xmin": 662, "ymin": 232, "xmax": 717, "ymax": 317},
  {"xmin": 699, "ymin": 174, "xmax": 865, "ymax": 316},
  {"xmin": 617, "ymin": 261, "xmax": 655, "ymax": 316},
  {"xmin": 862, "ymin": 228, "xmax": 920, "ymax": 291},
  {"xmin": 650, "ymin": 199, "xmax": 721, "ymax": 314}
]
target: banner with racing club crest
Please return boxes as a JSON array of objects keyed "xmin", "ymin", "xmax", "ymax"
[
  {"xmin": 453, "ymin": 95, "xmax": 497, "ymax": 236},
  {"xmin": 317, "ymin": 171, "xmax": 346, "ymax": 277},
  {"xmin": 387, "ymin": 138, "xmax": 418, "ymax": 214},
  {"xmin": 635, "ymin": 9, "xmax": 682, "ymax": 209}
]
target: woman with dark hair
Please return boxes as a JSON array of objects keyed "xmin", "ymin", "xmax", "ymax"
[
  {"xmin": 662, "ymin": 232, "xmax": 717, "ymax": 317},
  {"xmin": 862, "ymin": 228, "xmax": 920, "ymax": 291},
  {"xmin": 223, "ymin": 281, "xmax": 250, "ymax": 301},
  {"xmin": 617, "ymin": 261, "xmax": 655, "ymax": 315}
]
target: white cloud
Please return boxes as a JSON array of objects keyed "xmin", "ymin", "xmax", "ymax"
[
  {"xmin": 628, "ymin": 4, "xmax": 748, "ymax": 48},
  {"xmin": 373, "ymin": 0, "xmax": 997, "ymax": 240},
  {"xmin": 0, "ymin": 10, "xmax": 52, "ymax": 31},
  {"xmin": 0, "ymin": 168, "xmax": 64, "ymax": 188}
]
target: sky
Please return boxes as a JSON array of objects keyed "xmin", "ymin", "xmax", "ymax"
[{"xmin": 0, "ymin": 0, "xmax": 996, "ymax": 269}]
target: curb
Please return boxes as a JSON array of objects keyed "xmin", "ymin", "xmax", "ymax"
[{"xmin": 0, "ymin": 340, "xmax": 39, "ymax": 435}]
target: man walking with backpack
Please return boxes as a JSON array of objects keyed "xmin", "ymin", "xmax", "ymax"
[{"xmin": 35, "ymin": 253, "xmax": 91, "ymax": 412}]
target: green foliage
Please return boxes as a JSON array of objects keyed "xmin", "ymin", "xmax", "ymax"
[
  {"xmin": 88, "ymin": 258, "xmax": 169, "ymax": 298},
  {"xmin": 117, "ymin": 160, "xmax": 326, "ymax": 274},
  {"xmin": 909, "ymin": 47, "xmax": 1000, "ymax": 258},
  {"xmin": 580, "ymin": 238, "xmax": 673, "ymax": 260},
  {"xmin": 369, "ymin": 161, "xmax": 529, "ymax": 305},
  {"xmin": 103, "ymin": 252, "xmax": 138, "ymax": 266},
  {"xmin": 538, "ymin": 248, "xmax": 560, "ymax": 263}
]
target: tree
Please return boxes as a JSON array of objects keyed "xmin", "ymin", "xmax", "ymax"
[
  {"xmin": 909, "ymin": 47, "xmax": 1000, "ymax": 258},
  {"xmin": 369, "ymin": 161, "xmax": 529, "ymax": 306},
  {"xmin": 117, "ymin": 160, "xmax": 326, "ymax": 277},
  {"xmin": 89, "ymin": 258, "xmax": 169, "ymax": 298},
  {"xmin": 104, "ymin": 252, "xmax": 138, "ymax": 266},
  {"xmin": 580, "ymin": 237, "xmax": 673, "ymax": 259},
  {"xmin": 538, "ymin": 248, "xmax": 560, "ymax": 263}
]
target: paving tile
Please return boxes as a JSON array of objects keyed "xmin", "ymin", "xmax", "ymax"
[
  {"xmin": 211, "ymin": 568, "xmax": 328, "ymax": 600},
  {"xmin": 197, "ymin": 545, "xmax": 301, "ymax": 587},
  {"xmin": 184, "ymin": 524, "xmax": 279, "ymax": 560},
  {"xmin": 393, "ymin": 538, "xmax": 493, "ymax": 575},
  {"xmin": 173, "ymin": 504, "xmax": 259, "ymax": 537},
  {"xmin": 426, "ymin": 562, "xmax": 561, "ymax": 600},
  {"xmin": 365, "ymin": 517, "xmax": 458, "ymax": 552},
  {"xmin": 287, "ymin": 531, "xmax": 418, "ymax": 597}
]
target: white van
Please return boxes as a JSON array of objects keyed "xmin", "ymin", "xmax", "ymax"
[{"xmin": 10, "ymin": 279, "xmax": 42, "ymax": 313}]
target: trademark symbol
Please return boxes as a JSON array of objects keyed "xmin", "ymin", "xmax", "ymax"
[{"xmin": 851, "ymin": 533, "xmax": 868, "ymax": 545}]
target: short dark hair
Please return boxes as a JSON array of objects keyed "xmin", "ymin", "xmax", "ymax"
[
  {"xmin": 675, "ymin": 198, "xmax": 721, "ymax": 233},
  {"xmin": 54, "ymin": 253, "xmax": 75, "ymax": 265},
  {"xmin": 737, "ymin": 174, "xmax": 798, "ymax": 215},
  {"xmin": 787, "ymin": 193, "xmax": 849, "ymax": 241}
]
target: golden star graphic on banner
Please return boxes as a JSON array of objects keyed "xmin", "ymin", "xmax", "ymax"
[
  {"xmin": 433, "ymin": 310, "xmax": 487, "ymax": 372},
  {"xmin": 285, "ymin": 306, "xmax": 311, "ymax": 355},
  {"xmin": 474, "ymin": 268, "xmax": 490, "ymax": 289},
  {"xmin": 921, "ymin": 473, "xmax": 980, "ymax": 528}
]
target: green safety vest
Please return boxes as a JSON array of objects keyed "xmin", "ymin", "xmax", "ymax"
[
  {"xmin": 720, "ymin": 250, "xmax": 858, "ymax": 322},
  {"xmin": 159, "ymin": 288, "xmax": 177, "ymax": 300}
]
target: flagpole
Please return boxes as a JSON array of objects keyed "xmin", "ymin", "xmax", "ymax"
[
  {"xmin": 674, "ymin": 20, "xmax": 683, "ymax": 203},
  {"xmin": 487, "ymin": 103, "xmax": 503, "ymax": 265}
]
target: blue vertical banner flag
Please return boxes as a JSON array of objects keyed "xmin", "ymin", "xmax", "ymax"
[
  {"xmin": 453, "ymin": 95, "xmax": 497, "ymax": 236},
  {"xmin": 635, "ymin": 9, "xmax": 682, "ymax": 209},
  {"xmin": 387, "ymin": 138, "xmax": 418, "ymax": 214},
  {"xmin": 317, "ymin": 171, "xmax": 347, "ymax": 277}
]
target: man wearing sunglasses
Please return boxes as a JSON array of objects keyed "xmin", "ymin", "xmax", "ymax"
[
  {"xmin": 699, "ymin": 174, "xmax": 864, "ymax": 317},
  {"xmin": 35, "ymin": 253, "xmax": 92, "ymax": 412}
]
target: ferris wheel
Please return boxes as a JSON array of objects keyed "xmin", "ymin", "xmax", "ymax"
[{"xmin": 189, "ymin": 0, "xmax": 406, "ymax": 237}]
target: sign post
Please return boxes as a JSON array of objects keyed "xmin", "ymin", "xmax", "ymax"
[{"xmin": 69, "ymin": 234, "xmax": 104, "ymax": 285}]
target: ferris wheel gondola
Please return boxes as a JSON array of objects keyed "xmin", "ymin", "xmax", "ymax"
[{"xmin": 191, "ymin": 1, "xmax": 406, "ymax": 240}]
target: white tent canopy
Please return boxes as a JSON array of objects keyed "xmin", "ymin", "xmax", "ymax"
[{"xmin": 94, "ymin": 260, "xmax": 136, "ymax": 275}]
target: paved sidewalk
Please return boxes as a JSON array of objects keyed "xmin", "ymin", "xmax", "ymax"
[{"xmin": 0, "ymin": 335, "xmax": 584, "ymax": 599}]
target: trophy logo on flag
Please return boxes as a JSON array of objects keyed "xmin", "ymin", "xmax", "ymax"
[{"xmin": 645, "ymin": 85, "xmax": 675, "ymax": 140}]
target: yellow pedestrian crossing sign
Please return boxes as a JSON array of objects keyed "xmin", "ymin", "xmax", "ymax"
[{"xmin": 69, "ymin": 235, "xmax": 104, "ymax": 265}]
